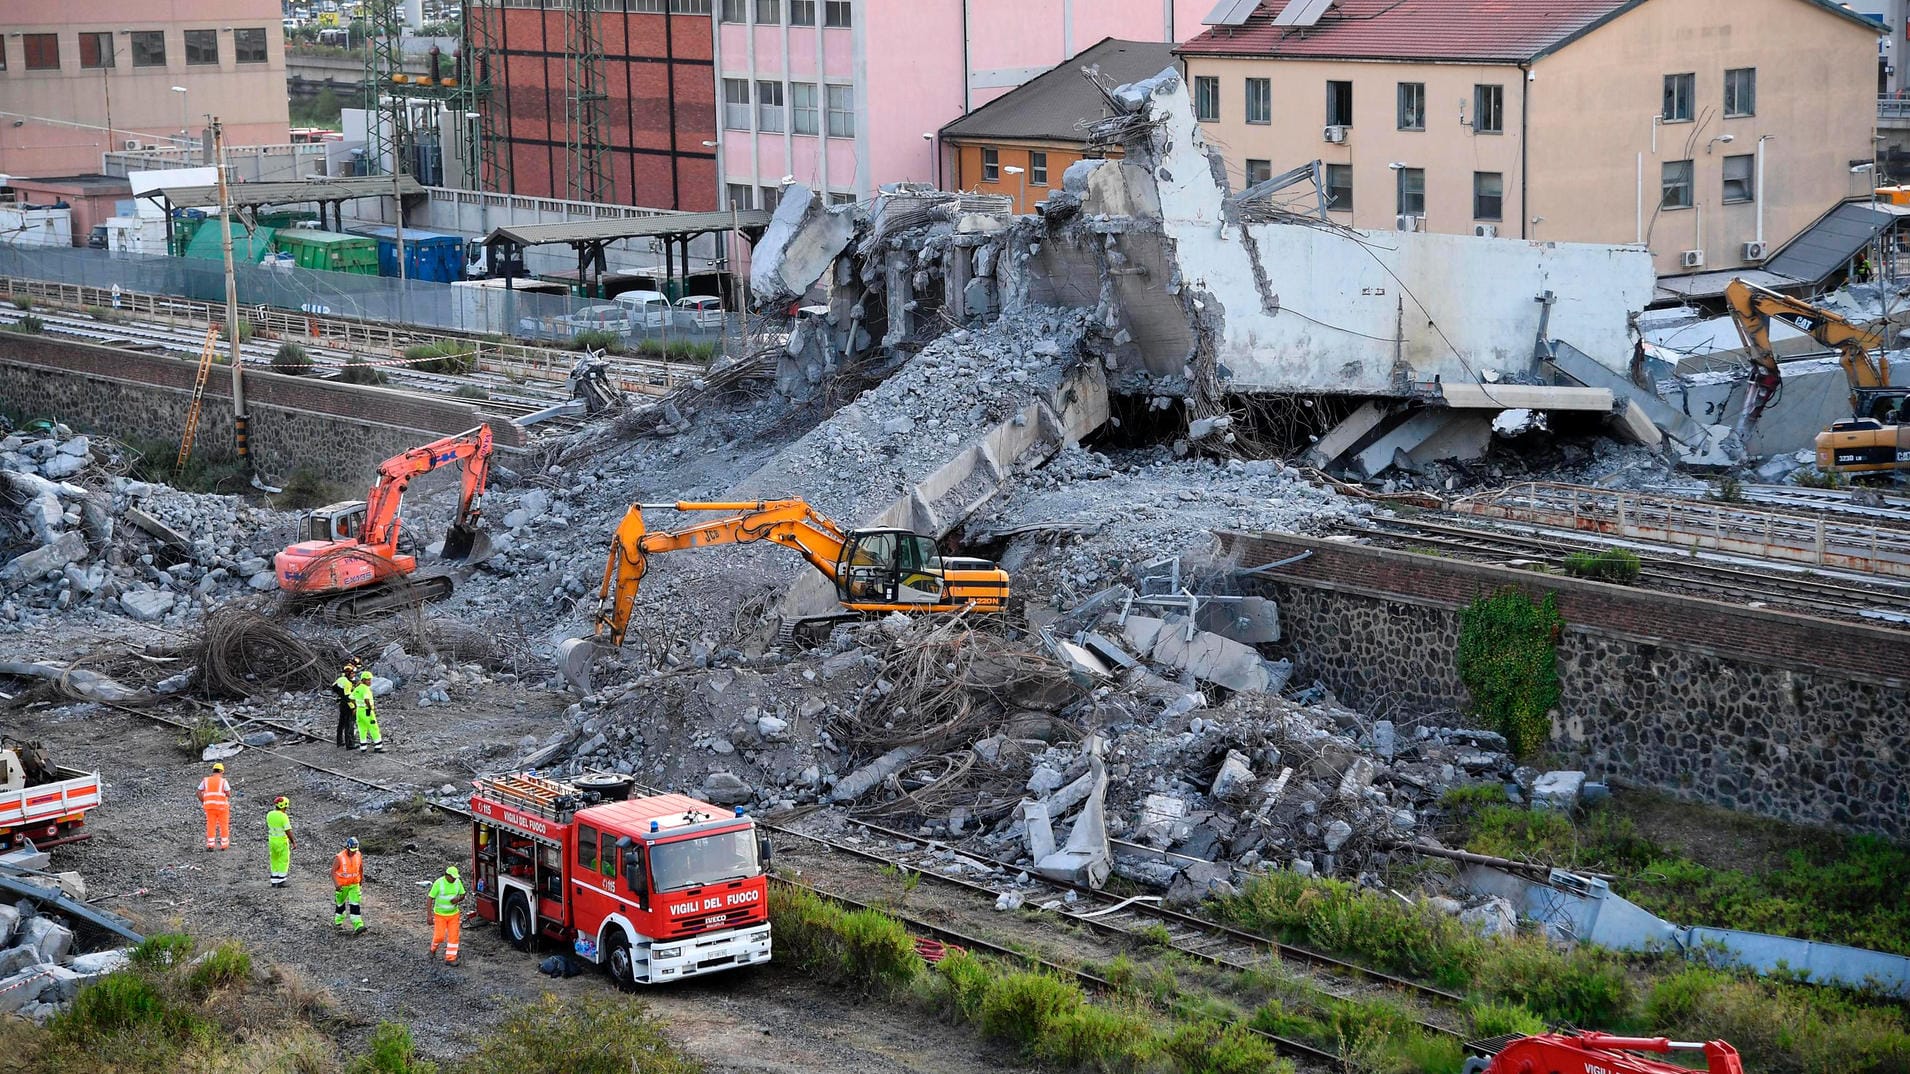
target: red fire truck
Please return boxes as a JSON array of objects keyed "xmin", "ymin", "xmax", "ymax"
[{"xmin": 469, "ymin": 772, "xmax": 772, "ymax": 986}]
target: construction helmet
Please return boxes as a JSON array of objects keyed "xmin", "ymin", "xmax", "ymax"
[
  {"xmin": 445, "ymin": 865, "xmax": 460, "ymax": 879},
  {"xmin": 211, "ymin": 763, "xmax": 224, "ymax": 772},
  {"xmin": 274, "ymin": 796, "xmax": 289, "ymax": 809},
  {"xmin": 359, "ymin": 670, "xmax": 373, "ymax": 681},
  {"xmin": 345, "ymin": 836, "xmax": 360, "ymax": 850}
]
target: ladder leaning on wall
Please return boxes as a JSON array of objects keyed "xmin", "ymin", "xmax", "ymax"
[{"xmin": 176, "ymin": 325, "xmax": 221, "ymax": 470}]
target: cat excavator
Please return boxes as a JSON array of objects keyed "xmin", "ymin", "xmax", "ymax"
[
  {"xmin": 1722, "ymin": 279, "xmax": 1908, "ymax": 474},
  {"xmin": 558, "ymin": 500, "xmax": 1010, "ymax": 689},
  {"xmin": 274, "ymin": 424, "xmax": 495, "ymax": 619}
]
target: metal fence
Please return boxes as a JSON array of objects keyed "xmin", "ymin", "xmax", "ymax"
[{"xmin": 0, "ymin": 245, "xmax": 732, "ymax": 349}]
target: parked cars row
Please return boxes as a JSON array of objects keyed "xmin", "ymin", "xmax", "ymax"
[{"xmin": 515, "ymin": 293, "xmax": 730, "ymax": 343}]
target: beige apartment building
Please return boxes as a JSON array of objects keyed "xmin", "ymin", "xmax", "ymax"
[
  {"xmin": 0, "ymin": 0, "xmax": 289, "ymax": 178},
  {"xmin": 1178, "ymin": 0, "xmax": 1880, "ymax": 278}
]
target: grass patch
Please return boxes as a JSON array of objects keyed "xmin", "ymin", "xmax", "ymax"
[
  {"xmin": 347, "ymin": 1023, "xmax": 437, "ymax": 1074},
  {"xmin": 463, "ymin": 994, "xmax": 701, "ymax": 1074},
  {"xmin": 274, "ymin": 467, "xmax": 347, "ymax": 511},
  {"xmin": 1210, "ymin": 869, "xmax": 1480, "ymax": 990},
  {"xmin": 635, "ymin": 338, "xmax": 718, "ymax": 363},
  {"xmin": 117, "ymin": 434, "xmax": 253, "ymax": 495},
  {"xmin": 10, "ymin": 294, "xmax": 34, "ymax": 310},
  {"xmin": 1793, "ymin": 468, "xmax": 1848, "ymax": 489},
  {"xmin": 339, "ymin": 354, "xmax": 387, "ymax": 386},
  {"xmin": 403, "ymin": 340, "xmax": 477, "ymax": 375},
  {"xmin": 272, "ymin": 341, "xmax": 312, "ymax": 375},
  {"xmin": 1561, "ymin": 548, "xmax": 1641, "ymax": 584},
  {"xmin": 570, "ymin": 329, "xmax": 626, "ymax": 354},
  {"xmin": 7, "ymin": 313, "xmax": 45, "ymax": 333},
  {"xmin": 766, "ymin": 884, "xmax": 921, "ymax": 994},
  {"xmin": 1642, "ymin": 967, "xmax": 1910, "ymax": 1074},
  {"xmin": 452, "ymin": 384, "xmax": 491, "ymax": 400}
]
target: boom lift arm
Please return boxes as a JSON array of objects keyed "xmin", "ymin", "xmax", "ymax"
[{"xmin": 1724, "ymin": 279, "xmax": 1888, "ymax": 440}]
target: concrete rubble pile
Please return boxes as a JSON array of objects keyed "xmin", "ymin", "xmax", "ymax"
[
  {"xmin": 0, "ymin": 860, "xmax": 132, "ymax": 1024},
  {"xmin": 0, "ymin": 420, "xmax": 289, "ymax": 632}
]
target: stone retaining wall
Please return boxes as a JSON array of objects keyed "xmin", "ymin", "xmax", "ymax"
[
  {"xmin": 1221, "ymin": 532, "xmax": 1910, "ymax": 840},
  {"xmin": 0, "ymin": 335, "xmax": 525, "ymax": 484}
]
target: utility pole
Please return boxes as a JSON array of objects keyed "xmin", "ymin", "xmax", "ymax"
[{"xmin": 212, "ymin": 117, "xmax": 252, "ymax": 473}]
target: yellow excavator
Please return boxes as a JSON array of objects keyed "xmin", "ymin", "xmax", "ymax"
[
  {"xmin": 558, "ymin": 501, "xmax": 1012, "ymax": 687},
  {"xmin": 1722, "ymin": 279, "xmax": 1907, "ymax": 474}
]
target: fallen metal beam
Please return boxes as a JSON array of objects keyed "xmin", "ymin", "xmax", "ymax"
[{"xmin": 0, "ymin": 866, "xmax": 144, "ymax": 943}]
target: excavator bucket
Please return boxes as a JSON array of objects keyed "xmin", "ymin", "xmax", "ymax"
[
  {"xmin": 557, "ymin": 637, "xmax": 598, "ymax": 693},
  {"xmin": 439, "ymin": 523, "xmax": 494, "ymax": 566}
]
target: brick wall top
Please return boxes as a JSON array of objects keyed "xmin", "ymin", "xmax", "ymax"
[
  {"xmin": 1221, "ymin": 530, "xmax": 1910, "ymax": 684},
  {"xmin": 0, "ymin": 335, "xmax": 527, "ymax": 448}
]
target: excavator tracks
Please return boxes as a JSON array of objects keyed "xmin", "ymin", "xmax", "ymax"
[{"xmin": 319, "ymin": 575, "xmax": 455, "ymax": 623}]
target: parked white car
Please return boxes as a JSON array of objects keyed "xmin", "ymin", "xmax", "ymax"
[
  {"xmin": 675, "ymin": 295, "xmax": 726, "ymax": 329},
  {"xmin": 517, "ymin": 303, "xmax": 636, "ymax": 342},
  {"xmin": 613, "ymin": 289, "xmax": 674, "ymax": 328}
]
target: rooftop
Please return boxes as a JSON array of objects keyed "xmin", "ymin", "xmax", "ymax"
[
  {"xmin": 941, "ymin": 38, "xmax": 1179, "ymax": 144},
  {"xmin": 1176, "ymin": 0, "xmax": 1879, "ymax": 63}
]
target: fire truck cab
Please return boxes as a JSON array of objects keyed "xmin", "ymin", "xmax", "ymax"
[{"xmin": 469, "ymin": 773, "xmax": 772, "ymax": 987}]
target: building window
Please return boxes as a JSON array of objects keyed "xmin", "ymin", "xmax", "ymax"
[
  {"xmin": 1245, "ymin": 159, "xmax": 1272, "ymax": 185},
  {"xmin": 1474, "ymin": 171, "xmax": 1503, "ymax": 220},
  {"xmin": 829, "ymin": 191, "xmax": 856, "ymax": 205},
  {"xmin": 1397, "ymin": 166, "xmax": 1425, "ymax": 215},
  {"xmin": 130, "ymin": 30, "xmax": 166, "ymax": 67},
  {"xmin": 1029, "ymin": 151, "xmax": 1048, "ymax": 185},
  {"xmin": 1723, "ymin": 153, "xmax": 1755, "ymax": 203},
  {"xmin": 1473, "ymin": 84, "xmax": 1503, "ymax": 134},
  {"xmin": 791, "ymin": 82, "xmax": 819, "ymax": 135},
  {"xmin": 1397, "ymin": 82, "xmax": 1424, "ymax": 130},
  {"xmin": 720, "ymin": 0, "xmax": 747, "ymax": 21},
  {"xmin": 756, "ymin": 80, "xmax": 785, "ymax": 133},
  {"xmin": 1661, "ymin": 159, "xmax": 1694, "ymax": 209},
  {"xmin": 1325, "ymin": 163, "xmax": 1352, "ymax": 212},
  {"xmin": 79, "ymin": 31, "xmax": 114, "ymax": 69},
  {"xmin": 760, "ymin": 185, "xmax": 782, "ymax": 213},
  {"xmin": 670, "ymin": 0, "xmax": 713, "ymax": 11},
  {"xmin": 185, "ymin": 29, "xmax": 219, "ymax": 66},
  {"xmin": 630, "ymin": 0, "xmax": 667, "ymax": 10},
  {"xmin": 726, "ymin": 183, "xmax": 753, "ymax": 210},
  {"xmin": 1194, "ymin": 75, "xmax": 1220, "ymax": 122},
  {"xmin": 755, "ymin": 0, "xmax": 780, "ymax": 23},
  {"xmin": 789, "ymin": 0, "xmax": 815, "ymax": 24},
  {"xmin": 1724, "ymin": 67, "xmax": 1756, "ymax": 117},
  {"xmin": 826, "ymin": 84, "xmax": 854, "ymax": 137},
  {"xmin": 22, "ymin": 33, "xmax": 59, "ymax": 71},
  {"xmin": 1245, "ymin": 78, "xmax": 1270, "ymax": 125},
  {"xmin": 1326, "ymin": 80, "xmax": 1352, "ymax": 127},
  {"xmin": 233, "ymin": 28, "xmax": 268, "ymax": 64},
  {"xmin": 722, "ymin": 78, "xmax": 751, "ymax": 129},
  {"xmin": 824, "ymin": 0, "xmax": 851, "ymax": 26},
  {"xmin": 1663, "ymin": 73, "xmax": 1694, "ymax": 122},
  {"xmin": 982, "ymin": 147, "xmax": 1000, "ymax": 182}
]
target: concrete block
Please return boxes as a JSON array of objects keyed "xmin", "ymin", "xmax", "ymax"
[
  {"xmin": 119, "ymin": 587, "xmax": 176, "ymax": 622},
  {"xmin": 15, "ymin": 915, "xmax": 73, "ymax": 964},
  {"xmin": 0, "ymin": 945, "xmax": 41, "ymax": 978},
  {"xmin": 1304, "ymin": 401, "xmax": 1388, "ymax": 469},
  {"xmin": 1533, "ymin": 770, "xmax": 1586, "ymax": 810},
  {"xmin": 1548, "ymin": 340, "xmax": 1705, "ymax": 446},
  {"xmin": 0, "ymin": 901, "xmax": 17, "ymax": 947},
  {"xmin": 1210, "ymin": 750, "xmax": 1255, "ymax": 801},
  {"xmin": 0, "ymin": 531, "xmax": 88, "ymax": 591},
  {"xmin": 1614, "ymin": 400, "xmax": 1666, "ymax": 446},
  {"xmin": 1459, "ymin": 896, "xmax": 1518, "ymax": 938},
  {"xmin": 0, "ymin": 967, "xmax": 55, "ymax": 1015},
  {"xmin": 1352, "ymin": 409, "xmax": 1452, "ymax": 477},
  {"xmin": 1406, "ymin": 412, "xmax": 1492, "ymax": 467},
  {"xmin": 1439, "ymin": 383, "xmax": 1614, "ymax": 411},
  {"xmin": 1195, "ymin": 596, "xmax": 1280, "ymax": 645}
]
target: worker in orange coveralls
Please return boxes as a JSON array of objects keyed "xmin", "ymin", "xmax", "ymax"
[{"xmin": 197, "ymin": 762, "xmax": 232, "ymax": 851}]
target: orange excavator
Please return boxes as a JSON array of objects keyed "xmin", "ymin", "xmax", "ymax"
[
  {"xmin": 274, "ymin": 424, "xmax": 495, "ymax": 619},
  {"xmin": 1463, "ymin": 1034, "xmax": 1742, "ymax": 1074},
  {"xmin": 1722, "ymin": 279, "xmax": 1908, "ymax": 473},
  {"xmin": 559, "ymin": 500, "xmax": 1010, "ymax": 687}
]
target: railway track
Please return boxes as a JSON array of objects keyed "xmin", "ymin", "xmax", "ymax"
[
  {"xmin": 1645, "ymin": 482, "xmax": 1910, "ymax": 527},
  {"xmin": 1367, "ymin": 515, "xmax": 1910, "ymax": 624},
  {"xmin": 85, "ymin": 698, "xmax": 1468, "ymax": 1068}
]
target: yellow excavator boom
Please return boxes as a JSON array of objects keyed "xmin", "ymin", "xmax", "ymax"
[{"xmin": 1723, "ymin": 279, "xmax": 1888, "ymax": 440}]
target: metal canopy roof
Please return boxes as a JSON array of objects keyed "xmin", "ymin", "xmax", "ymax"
[
  {"xmin": 484, "ymin": 209, "xmax": 773, "ymax": 248},
  {"xmin": 1763, "ymin": 199, "xmax": 1910, "ymax": 285},
  {"xmin": 153, "ymin": 176, "xmax": 426, "ymax": 208}
]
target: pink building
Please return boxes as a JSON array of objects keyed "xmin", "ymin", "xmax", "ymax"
[
  {"xmin": 0, "ymin": 0, "xmax": 289, "ymax": 179},
  {"xmin": 710, "ymin": 0, "xmax": 1212, "ymax": 212}
]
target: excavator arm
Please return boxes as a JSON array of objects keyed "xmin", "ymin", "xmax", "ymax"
[
  {"xmin": 1724, "ymin": 280, "xmax": 1889, "ymax": 439},
  {"xmin": 592, "ymin": 501, "xmax": 850, "ymax": 647},
  {"xmin": 361, "ymin": 424, "xmax": 495, "ymax": 556}
]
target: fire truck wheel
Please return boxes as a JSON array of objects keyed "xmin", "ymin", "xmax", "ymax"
[
  {"xmin": 504, "ymin": 894, "xmax": 535, "ymax": 952},
  {"xmin": 606, "ymin": 934, "xmax": 638, "ymax": 992}
]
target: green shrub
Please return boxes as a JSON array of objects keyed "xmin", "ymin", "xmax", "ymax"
[
  {"xmin": 403, "ymin": 340, "xmax": 476, "ymax": 374},
  {"xmin": 340, "ymin": 354, "xmax": 388, "ymax": 385},
  {"xmin": 463, "ymin": 994, "xmax": 703, "ymax": 1074},
  {"xmin": 1212, "ymin": 870, "xmax": 1481, "ymax": 990},
  {"xmin": 766, "ymin": 885, "xmax": 920, "ymax": 994},
  {"xmin": 570, "ymin": 329, "xmax": 626, "ymax": 353},
  {"xmin": 1033, "ymin": 1000, "xmax": 1160, "ymax": 1071},
  {"xmin": 453, "ymin": 384, "xmax": 491, "ymax": 400},
  {"xmin": 129, "ymin": 933, "xmax": 195, "ymax": 968},
  {"xmin": 1642, "ymin": 967, "xmax": 1910, "ymax": 1074},
  {"xmin": 1794, "ymin": 468, "xmax": 1848, "ymax": 489},
  {"xmin": 1713, "ymin": 475, "xmax": 1745, "ymax": 502},
  {"xmin": 930, "ymin": 950, "xmax": 993, "ymax": 1023},
  {"xmin": 272, "ymin": 341, "xmax": 311, "ymax": 375},
  {"xmin": 349, "ymin": 1022, "xmax": 440, "ymax": 1074},
  {"xmin": 1456, "ymin": 588, "xmax": 1563, "ymax": 757},
  {"xmin": 183, "ymin": 941, "xmax": 251, "ymax": 992},
  {"xmin": 9, "ymin": 313, "xmax": 45, "ymax": 333},
  {"xmin": 1473, "ymin": 939, "xmax": 1629, "ymax": 1026},
  {"xmin": 1562, "ymin": 548, "xmax": 1641, "ymax": 584},
  {"xmin": 977, "ymin": 970, "xmax": 1085, "ymax": 1046},
  {"xmin": 218, "ymin": 320, "xmax": 252, "ymax": 343},
  {"xmin": 1163, "ymin": 1021, "xmax": 1293, "ymax": 1074},
  {"xmin": 1468, "ymin": 1000, "xmax": 1549, "ymax": 1038},
  {"xmin": 10, "ymin": 294, "xmax": 33, "ymax": 310},
  {"xmin": 636, "ymin": 338, "xmax": 718, "ymax": 363}
]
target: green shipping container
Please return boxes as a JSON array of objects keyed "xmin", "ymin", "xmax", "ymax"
[
  {"xmin": 183, "ymin": 220, "xmax": 278, "ymax": 263},
  {"xmin": 271, "ymin": 230, "xmax": 379, "ymax": 275}
]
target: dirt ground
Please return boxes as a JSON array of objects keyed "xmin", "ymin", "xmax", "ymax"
[{"xmin": 11, "ymin": 695, "xmax": 1038, "ymax": 1073}]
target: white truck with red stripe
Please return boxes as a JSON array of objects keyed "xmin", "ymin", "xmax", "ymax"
[{"xmin": 1, "ymin": 743, "xmax": 102, "ymax": 852}]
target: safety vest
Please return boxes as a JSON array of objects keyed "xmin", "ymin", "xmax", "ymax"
[
  {"xmin": 428, "ymin": 875, "xmax": 465, "ymax": 916},
  {"xmin": 197, "ymin": 775, "xmax": 229, "ymax": 808},
  {"xmin": 267, "ymin": 808, "xmax": 292, "ymax": 843},
  {"xmin": 332, "ymin": 674, "xmax": 354, "ymax": 697},
  {"xmin": 332, "ymin": 850, "xmax": 362, "ymax": 887},
  {"xmin": 350, "ymin": 682, "xmax": 374, "ymax": 711}
]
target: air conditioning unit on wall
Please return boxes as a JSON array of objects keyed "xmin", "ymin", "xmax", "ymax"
[
  {"xmin": 1395, "ymin": 214, "xmax": 1423, "ymax": 232},
  {"xmin": 123, "ymin": 139, "xmax": 142, "ymax": 151},
  {"xmin": 1681, "ymin": 249, "xmax": 1705, "ymax": 268},
  {"xmin": 1742, "ymin": 241, "xmax": 1768, "ymax": 261},
  {"xmin": 1474, "ymin": 224, "xmax": 1498, "ymax": 238},
  {"xmin": 1323, "ymin": 124, "xmax": 1347, "ymax": 144}
]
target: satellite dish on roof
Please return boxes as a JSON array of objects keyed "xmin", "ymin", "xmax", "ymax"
[
  {"xmin": 1202, "ymin": 0, "xmax": 1259, "ymax": 26},
  {"xmin": 1272, "ymin": 0, "xmax": 1334, "ymax": 27}
]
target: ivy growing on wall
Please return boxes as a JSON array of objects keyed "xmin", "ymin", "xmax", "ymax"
[{"xmin": 1456, "ymin": 588, "xmax": 1563, "ymax": 758}]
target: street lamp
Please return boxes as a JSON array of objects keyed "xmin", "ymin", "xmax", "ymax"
[
  {"xmin": 170, "ymin": 87, "xmax": 189, "ymax": 141},
  {"xmin": 1002, "ymin": 164, "xmax": 1026, "ymax": 210}
]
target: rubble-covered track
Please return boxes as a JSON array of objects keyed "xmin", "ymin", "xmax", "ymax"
[
  {"xmin": 1367, "ymin": 515, "xmax": 1910, "ymax": 626},
  {"xmin": 767, "ymin": 820, "xmax": 1467, "ymax": 1035}
]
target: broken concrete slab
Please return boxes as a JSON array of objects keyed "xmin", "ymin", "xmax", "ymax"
[
  {"xmin": 1546, "ymin": 340, "xmax": 1705, "ymax": 447},
  {"xmin": 830, "ymin": 745, "xmax": 925, "ymax": 803},
  {"xmin": 1532, "ymin": 770, "xmax": 1586, "ymax": 810},
  {"xmin": 1304, "ymin": 402, "xmax": 1389, "ymax": 468},
  {"xmin": 123, "ymin": 506, "xmax": 191, "ymax": 550},
  {"xmin": 1194, "ymin": 596, "xmax": 1280, "ymax": 645},
  {"xmin": 1439, "ymin": 383, "xmax": 1616, "ymax": 411},
  {"xmin": 1121, "ymin": 614, "xmax": 1272, "ymax": 694},
  {"xmin": 13, "ymin": 915, "xmax": 73, "ymax": 964},
  {"xmin": 0, "ymin": 531, "xmax": 88, "ymax": 591},
  {"xmin": 1353, "ymin": 409, "xmax": 1469, "ymax": 478},
  {"xmin": 1033, "ymin": 754, "xmax": 1111, "ymax": 889},
  {"xmin": 750, "ymin": 183, "xmax": 856, "ymax": 306}
]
